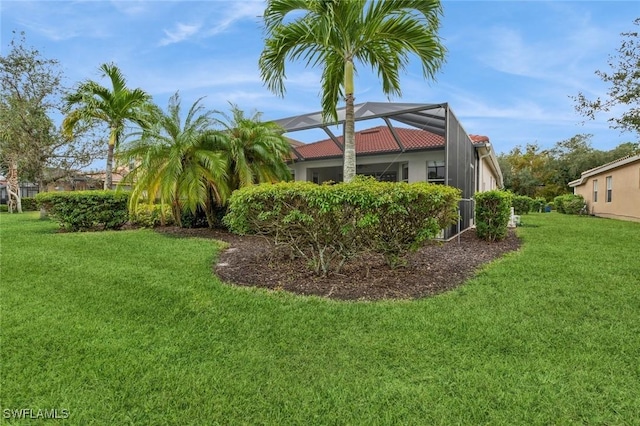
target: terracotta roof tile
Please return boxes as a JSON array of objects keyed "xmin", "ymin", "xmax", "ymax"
[
  {"xmin": 293, "ymin": 126, "xmax": 445, "ymax": 160},
  {"xmin": 469, "ymin": 134, "xmax": 489, "ymax": 144}
]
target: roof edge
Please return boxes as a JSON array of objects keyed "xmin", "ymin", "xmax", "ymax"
[{"xmin": 569, "ymin": 153, "xmax": 640, "ymax": 187}]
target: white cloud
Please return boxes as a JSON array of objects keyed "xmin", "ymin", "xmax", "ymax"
[
  {"xmin": 205, "ymin": 1, "xmax": 265, "ymax": 37},
  {"xmin": 159, "ymin": 22, "xmax": 202, "ymax": 46},
  {"xmin": 109, "ymin": 0, "xmax": 149, "ymax": 16}
]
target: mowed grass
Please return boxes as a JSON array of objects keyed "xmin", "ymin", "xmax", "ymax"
[{"xmin": 1, "ymin": 212, "xmax": 639, "ymax": 424}]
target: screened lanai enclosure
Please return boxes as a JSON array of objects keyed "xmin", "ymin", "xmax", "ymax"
[{"xmin": 273, "ymin": 102, "xmax": 491, "ymax": 240}]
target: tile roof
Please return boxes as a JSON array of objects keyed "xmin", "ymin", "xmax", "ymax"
[
  {"xmin": 293, "ymin": 126, "xmax": 446, "ymax": 160},
  {"xmin": 469, "ymin": 134, "xmax": 489, "ymax": 144}
]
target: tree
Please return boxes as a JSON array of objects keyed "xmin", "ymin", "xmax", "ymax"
[
  {"xmin": 574, "ymin": 18, "xmax": 640, "ymax": 146},
  {"xmin": 498, "ymin": 135, "xmax": 638, "ymax": 199},
  {"xmin": 121, "ymin": 92, "xmax": 229, "ymax": 228},
  {"xmin": 498, "ymin": 144, "xmax": 555, "ymax": 198},
  {"xmin": 211, "ymin": 104, "xmax": 292, "ymax": 191},
  {"xmin": 63, "ymin": 63, "xmax": 154, "ymax": 189},
  {"xmin": 259, "ymin": 0, "xmax": 446, "ymax": 182},
  {"xmin": 0, "ymin": 31, "xmax": 99, "ymax": 213}
]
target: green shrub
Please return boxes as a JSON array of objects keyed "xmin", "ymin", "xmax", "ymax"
[
  {"xmin": 532, "ymin": 197, "xmax": 547, "ymax": 213},
  {"xmin": 475, "ymin": 190, "xmax": 513, "ymax": 241},
  {"xmin": 129, "ymin": 204, "xmax": 175, "ymax": 228},
  {"xmin": 564, "ymin": 194, "xmax": 586, "ymax": 215},
  {"xmin": 21, "ymin": 197, "xmax": 39, "ymax": 211},
  {"xmin": 554, "ymin": 195, "xmax": 566, "ymax": 213},
  {"xmin": 224, "ymin": 177, "xmax": 460, "ymax": 274},
  {"xmin": 554, "ymin": 194, "xmax": 585, "ymax": 215},
  {"xmin": 0, "ymin": 204, "xmax": 7, "ymax": 213},
  {"xmin": 36, "ymin": 190, "xmax": 129, "ymax": 231},
  {"xmin": 512, "ymin": 195, "xmax": 534, "ymax": 215}
]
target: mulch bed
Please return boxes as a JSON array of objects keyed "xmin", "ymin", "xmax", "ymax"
[{"xmin": 155, "ymin": 226, "xmax": 521, "ymax": 301}]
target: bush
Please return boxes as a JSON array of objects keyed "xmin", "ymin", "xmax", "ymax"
[
  {"xmin": 179, "ymin": 207, "xmax": 210, "ymax": 229},
  {"xmin": 36, "ymin": 190, "xmax": 129, "ymax": 231},
  {"xmin": 475, "ymin": 190, "xmax": 512, "ymax": 241},
  {"xmin": 554, "ymin": 194, "xmax": 585, "ymax": 215},
  {"xmin": 532, "ymin": 197, "xmax": 547, "ymax": 213},
  {"xmin": 0, "ymin": 198, "xmax": 37, "ymax": 212},
  {"xmin": 512, "ymin": 195, "xmax": 534, "ymax": 215},
  {"xmin": 554, "ymin": 195, "xmax": 566, "ymax": 213},
  {"xmin": 129, "ymin": 204, "xmax": 175, "ymax": 228},
  {"xmin": 224, "ymin": 177, "xmax": 460, "ymax": 274},
  {"xmin": 21, "ymin": 197, "xmax": 39, "ymax": 211}
]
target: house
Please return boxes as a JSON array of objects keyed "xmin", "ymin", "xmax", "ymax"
[
  {"xmin": 274, "ymin": 102, "xmax": 503, "ymax": 238},
  {"xmin": 569, "ymin": 153, "xmax": 640, "ymax": 222}
]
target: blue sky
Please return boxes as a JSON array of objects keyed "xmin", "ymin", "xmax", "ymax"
[{"xmin": 1, "ymin": 0, "xmax": 638, "ymax": 161}]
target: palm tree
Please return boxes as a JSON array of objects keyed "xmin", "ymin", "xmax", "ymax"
[
  {"xmin": 63, "ymin": 63, "xmax": 153, "ymax": 189},
  {"xmin": 259, "ymin": 0, "xmax": 446, "ymax": 182},
  {"xmin": 121, "ymin": 92, "xmax": 229, "ymax": 228},
  {"xmin": 212, "ymin": 105, "xmax": 292, "ymax": 191}
]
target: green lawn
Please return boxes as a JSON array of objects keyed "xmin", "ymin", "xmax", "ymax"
[{"xmin": 1, "ymin": 212, "xmax": 639, "ymax": 424}]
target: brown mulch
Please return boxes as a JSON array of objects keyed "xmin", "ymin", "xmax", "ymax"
[{"xmin": 155, "ymin": 226, "xmax": 521, "ymax": 301}]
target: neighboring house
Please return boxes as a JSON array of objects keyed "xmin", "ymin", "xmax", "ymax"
[
  {"xmin": 82, "ymin": 166, "xmax": 130, "ymax": 190},
  {"xmin": 275, "ymin": 102, "xmax": 503, "ymax": 238},
  {"xmin": 569, "ymin": 153, "xmax": 640, "ymax": 222}
]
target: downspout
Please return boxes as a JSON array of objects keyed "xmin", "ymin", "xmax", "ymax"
[{"xmin": 478, "ymin": 143, "xmax": 492, "ymax": 191}]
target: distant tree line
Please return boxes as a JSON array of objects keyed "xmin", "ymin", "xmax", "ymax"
[{"xmin": 498, "ymin": 134, "xmax": 637, "ymax": 200}]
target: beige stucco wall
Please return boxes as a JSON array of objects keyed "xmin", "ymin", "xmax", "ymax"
[
  {"xmin": 477, "ymin": 154, "xmax": 500, "ymax": 192},
  {"xmin": 574, "ymin": 160, "xmax": 640, "ymax": 222}
]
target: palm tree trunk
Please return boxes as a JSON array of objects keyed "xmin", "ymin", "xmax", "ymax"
[
  {"xmin": 343, "ymin": 60, "xmax": 356, "ymax": 183},
  {"xmin": 105, "ymin": 142, "xmax": 114, "ymax": 190}
]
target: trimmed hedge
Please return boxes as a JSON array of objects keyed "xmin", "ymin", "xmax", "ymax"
[
  {"xmin": 0, "ymin": 198, "xmax": 38, "ymax": 212},
  {"xmin": 21, "ymin": 197, "xmax": 38, "ymax": 211},
  {"xmin": 36, "ymin": 190, "xmax": 129, "ymax": 231},
  {"xmin": 475, "ymin": 190, "xmax": 513, "ymax": 241},
  {"xmin": 554, "ymin": 194, "xmax": 585, "ymax": 215},
  {"xmin": 224, "ymin": 177, "xmax": 460, "ymax": 274}
]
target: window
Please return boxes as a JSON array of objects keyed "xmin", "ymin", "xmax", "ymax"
[
  {"xmin": 401, "ymin": 163, "xmax": 408, "ymax": 182},
  {"xmin": 593, "ymin": 179, "xmax": 598, "ymax": 202},
  {"xmin": 312, "ymin": 172, "xmax": 319, "ymax": 184},
  {"xmin": 606, "ymin": 176, "xmax": 612, "ymax": 202},
  {"xmin": 427, "ymin": 161, "xmax": 445, "ymax": 184}
]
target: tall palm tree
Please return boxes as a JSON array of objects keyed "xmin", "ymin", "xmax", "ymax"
[
  {"xmin": 63, "ymin": 63, "xmax": 153, "ymax": 189},
  {"xmin": 121, "ymin": 92, "xmax": 229, "ymax": 228},
  {"xmin": 212, "ymin": 105, "xmax": 292, "ymax": 191},
  {"xmin": 259, "ymin": 0, "xmax": 446, "ymax": 182}
]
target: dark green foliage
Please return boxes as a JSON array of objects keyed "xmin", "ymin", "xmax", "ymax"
[
  {"xmin": 129, "ymin": 204, "xmax": 175, "ymax": 228},
  {"xmin": 180, "ymin": 207, "xmax": 210, "ymax": 229},
  {"xmin": 20, "ymin": 197, "xmax": 38, "ymax": 211},
  {"xmin": 224, "ymin": 177, "xmax": 460, "ymax": 274},
  {"xmin": 554, "ymin": 195, "xmax": 566, "ymax": 213},
  {"xmin": 475, "ymin": 190, "xmax": 513, "ymax": 241},
  {"xmin": 512, "ymin": 195, "xmax": 534, "ymax": 215},
  {"xmin": 36, "ymin": 190, "xmax": 129, "ymax": 231},
  {"xmin": 532, "ymin": 197, "xmax": 547, "ymax": 213},
  {"xmin": 554, "ymin": 194, "xmax": 586, "ymax": 215},
  {"xmin": 0, "ymin": 199, "xmax": 38, "ymax": 212}
]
